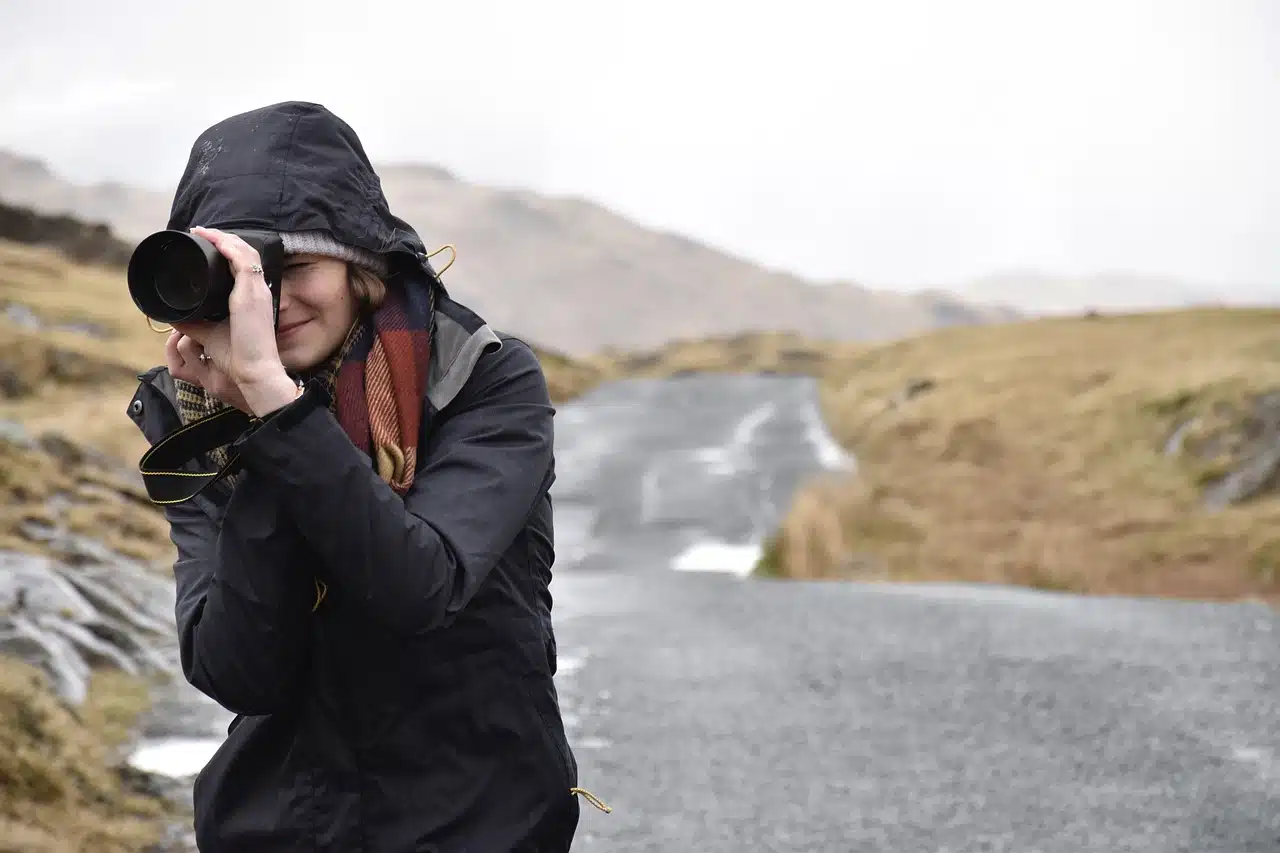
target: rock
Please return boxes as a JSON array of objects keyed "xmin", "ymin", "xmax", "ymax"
[
  {"xmin": 0, "ymin": 551, "xmax": 99, "ymax": 622},
  {"xmin": 886, "ymin": 377, "xmax": 937, "ymax": 409},
  {"xmin": 20, "ymin": 517, "xmax": 60, "ymax": 542},
  {"xmin": 902, "ymin": 377, "xmax": 936, "ymax": 400},
  {"xmin": 1164, "ymin": 417, "xmax": 1199, "ymax": 456},
  {"xmin": 0, "ymin": 199, "xmax": 135, "ymax": 268},
  {"xmin": 4, "ymin": 303, "xmax": 41, "ymax": 330},
  {"xmin": 37, "ymin": 432, "xmax": 87, "ymax": 467},
  {"xmin": 3, "ymin": 302, "xmax": 112, "ymax": 340},
  {"xmin": 0, "ymin": 419, "xmax": 30, "ymax": 445},
  {"xmin": 55, "ymin": 320, "xmax": 110, "ymax": 339},
  {"xmin": 1203, "ymin": 439, "xmax": 1280, "ymax": 509},
  {"xmin": 34, "ymin": 431, "xmax": 119, "ymax": 472},
  {"xmin": 1197, "ymin": 389, "xmax": 1280, "ymax": 508},
  {"xmin": 39, "ymin": 614, "xmax": 142, "ymax": 674},
  {"xmin": 0, "ymin": 363, "xmax": 33, "ymax": 398},
  {"xmin": 0, "ymin": 544, "xmax": 176, "ymax": 707},
  {"xmin": 5, "ymin": 614, "xmax": 91, "ymax": 705}
]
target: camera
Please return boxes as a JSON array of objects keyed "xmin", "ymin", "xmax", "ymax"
[{"xmin": 127, "ymin": 228, "xmax": 284, "ymax": 327}]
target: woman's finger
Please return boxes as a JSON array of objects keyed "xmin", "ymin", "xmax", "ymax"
[
  {"xmin": 167, "ymin": 333, "xmax": 202, "ymax": 385},
  {"xmin": 189, "ymin": 226, "xmax": 282, "ymax": 386},
  {"xmin": 165, "ymin": 330, "xmax": 186, "ymax": 375},
  {"xmin": 175, "ymin": 334, "xmax": 214, "ymax": 382},
  {"xmin": 175, "ymin": 333, "xmax": 201, "ymax": 362},
  {"xmin": 171, "ymin": 319, "xmax": 214, "ymax": 341},
  {"xmin": 191, "ymin": 226, "xmax": 264, "ymax": 278}
]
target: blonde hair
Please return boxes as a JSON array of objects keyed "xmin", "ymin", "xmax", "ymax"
[{"xmin": 348, "ymin": 264, "xmax": 387, "ymax": 311}]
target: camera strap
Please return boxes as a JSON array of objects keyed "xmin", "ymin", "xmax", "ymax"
[{"xmin": 138, "ymin": 406, "xmax": 256, "ymax": 504}]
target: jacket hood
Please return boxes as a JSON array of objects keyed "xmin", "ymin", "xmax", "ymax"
[{"xmin": 167, "ymin": 101, "xmax": 438, "ymax": 280}]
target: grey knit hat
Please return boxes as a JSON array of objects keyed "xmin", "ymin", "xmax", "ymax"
[{"xmin": 280, "ymin": 231, "xmax": 389, "ymax": 278}]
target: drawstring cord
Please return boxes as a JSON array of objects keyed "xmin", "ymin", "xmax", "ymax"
[
  {"xmin": 426, "ymin": 243, "xmax": 456, "ymax": 275},
  {"xmin": 571, "ymin": 787, "xmax": 612, "ymax": 813},
  {"xmin": 312, "ymin": 578, "xmax": 328, "ymax": 611}
]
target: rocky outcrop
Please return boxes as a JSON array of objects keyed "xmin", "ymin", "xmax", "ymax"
[
  {"xmin": 1157, "ymin": 387, "xmax": 1280, "ymax": 509},
  {"xmin": 1197, "ymin": 390, "xmax": 1280, "ymax": 509},
  {"xmin": 0, "ymin": 199, "xmax": 135, "ymax": 268},
  {"xmin": 0, "ymin": 419, "xmax": 173, "ymax": 560},
  {"xmin": 0, "ymin": 423, "xmax": 177, "ymax": 706},
  {"xmin": 0, "ymin": 321, "xmax": 138, "ymax": 400},
  {"xmin": 0, "ymin": 542, "xmax": 176, "ymax": 707}
]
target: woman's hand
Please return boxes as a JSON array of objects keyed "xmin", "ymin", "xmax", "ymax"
[
  {"xmin": 166, "ymin": 328, "xmax": 255, "ymax": 413},
  {"xmin": 168, "ymin": 227, "xmax": 300, "ymax": 417}
]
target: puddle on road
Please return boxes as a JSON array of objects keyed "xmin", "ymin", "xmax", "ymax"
[
  {"xmin": 129, "ymin": 736, "xmax": 223, "ymax": 778},
  {"xmin": 670, "ymin": 539, "xmax": 764, "ymax": 577}
]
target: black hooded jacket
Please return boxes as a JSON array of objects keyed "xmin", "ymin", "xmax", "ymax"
[{"xmin": 126, "ymin": 102, "xmax": 580, "ymax": 852}]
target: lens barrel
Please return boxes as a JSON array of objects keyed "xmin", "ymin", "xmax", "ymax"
[
  {"xmin": 128, "ymin": 230, "xmax": 235, "ymax": 323},
  {"xmin": 127, "ymin": 229, "xmax": 283, "ymax": 326}
]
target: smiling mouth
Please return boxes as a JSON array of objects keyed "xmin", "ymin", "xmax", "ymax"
[{"xmin": 278, "ymin": 320, "xmax": 309, "ymax": 336}]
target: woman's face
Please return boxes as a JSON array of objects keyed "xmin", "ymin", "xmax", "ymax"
[{"xmin": 275, "ymin": 254, "xmax": 359, "ymax": 371}]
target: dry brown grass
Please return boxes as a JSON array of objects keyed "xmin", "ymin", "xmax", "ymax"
[
  {"xmin": 771, "ymin": 308, "xmax": 1280, "ymax": 602},
  {"xmin": 6, "ymin": 236, "xmax": 1280, "ymax": 605},
  {"xmin": 6, "ymin": 238, "xmax": 1277, "ymax": 604},
  {"xmin": 0, "ymin": 657, "xmax": 168, "ymax": 853},
  {"xmin": 0, "ymin": 242, "xmax": 187, "ymax": 851},
  {"xmin": 0, "ymin": 241, "xmax": 162, "ymax": 465}
]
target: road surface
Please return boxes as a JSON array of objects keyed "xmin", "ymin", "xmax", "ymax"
[
  {"xmin": 133, "ymin": 374, "xmax": 1280, "ymax": 852},
  {"xmin": 549, "ymin": 376, "xmax": 1280, "ymax": 852}
]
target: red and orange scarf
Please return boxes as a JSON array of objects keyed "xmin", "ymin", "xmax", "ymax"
[
  {"xmin": 326, "ymin": 280, "xmax": 435, "ymax": 495},
  {"xmin": 175, "ymin": 278, "xmax": 435, "ymax": 497}
]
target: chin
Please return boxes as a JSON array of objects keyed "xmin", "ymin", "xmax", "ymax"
[{"xmin": 278, "ymin": 346, "xmax": 316, "ymax": 373}]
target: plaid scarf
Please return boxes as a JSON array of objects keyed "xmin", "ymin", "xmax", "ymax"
[{"xmin": 174, "ymin": 280, "xmax": 435, "ymax": 497}]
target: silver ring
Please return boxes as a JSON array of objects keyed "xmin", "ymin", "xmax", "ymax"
[
  {"xmin": 249, "ymin": 264, "xmax": 264, "ymax": 275},
  {"xmin": 198, "ymin": 353, "xmax": 211, "ymax": 365}
]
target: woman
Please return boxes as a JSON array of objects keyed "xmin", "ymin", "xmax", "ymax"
[{"xmin": 126, "ymin": 101, "xmax": 589, "ymax": 852}]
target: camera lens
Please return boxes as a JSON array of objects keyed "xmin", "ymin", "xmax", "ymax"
[
  {"xmin": 128, "ymin": 231, "xmax": 218, "ymax": 322},
  {"xmin": 154, "ymin": 266, "xmax": 204, "ymax": 311},
  {"xmin": 129, "ymin": 228, "xmax": 257, "ymax": 324}
]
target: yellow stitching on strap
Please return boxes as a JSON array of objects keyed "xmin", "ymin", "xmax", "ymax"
[
  {"xmin": 312, "ymin": 578, "xmax": 328, "ymax": 611},
  {"xmin": 570, "ymin": 787, "xmax": 612, "ymax": 813}
]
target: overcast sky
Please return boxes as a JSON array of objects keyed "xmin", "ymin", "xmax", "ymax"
[{"xmin": 1, "ymin": 0, "xmax": 1277, "ymax": 296}]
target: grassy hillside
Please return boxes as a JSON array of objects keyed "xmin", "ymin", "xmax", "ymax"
[
  {"xmin": 3, "ymin": 236, "xmax": 1277, "ymax": 605},
  {"xmin": 0, "ymin": 241, "xmax": 184, "ymax": 850},
  {"xmin": 0, "ymin": 658, "xmax": 166, "ymax": 853},
  {"xmin": 764, "ymin": 307, "xmax": 1280, "ymax": 603},
  {"xmin": 4, "ymin": 234, "xmax": 1279, "ymax": 600}
]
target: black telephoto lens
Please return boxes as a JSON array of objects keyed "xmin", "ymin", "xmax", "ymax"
[
  {"xmin": 127, "ymin": 230, "xmax": 234, "ymax": 323},
  {"xmin": 153, "ymin": 257, "xmax": 202, "ymax": 310}
]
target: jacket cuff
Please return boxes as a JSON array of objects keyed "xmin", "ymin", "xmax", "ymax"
[{"xmin": 230, "ymin": 378, "xmax": 335, "ymax": 466}]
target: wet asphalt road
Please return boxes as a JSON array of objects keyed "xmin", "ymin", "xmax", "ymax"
[
  {"xmin": 548, "ymin": 376, "xmax": 1280, "ymax": 853},
  {"xmin": 129, "ymin": 374, "xmax": 1280, "ymax": 851}
]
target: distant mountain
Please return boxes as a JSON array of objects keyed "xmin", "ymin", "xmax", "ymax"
[
  {"xmin": 953, "ymin": 269, "xmax": 1274, "ymax": 315},
  {"xmin": 0, "ymin": 149, "xmax": 1018, "ymax": 354}
]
